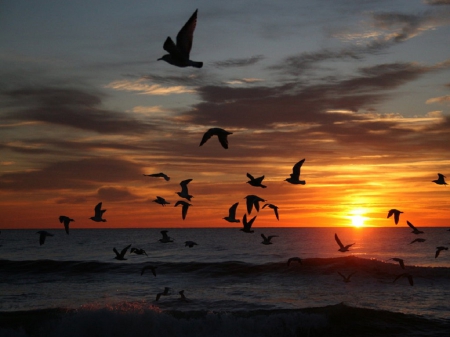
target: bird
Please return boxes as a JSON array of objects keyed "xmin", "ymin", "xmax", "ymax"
[
  {"xmin": 36, "ymin": 231, "xmax": 53, "ymax": 246},
  {"xmin": 130, "ymin": 248, "xmax": 148, "ymax": 256},
  {"xmin": 223, "ymin": 202, "xmax": 240, "ymax": 223},
  {"xmin": 240, "ymin": 214, "xmax": 256, "ymax": 233},
  {"xmin": 199, "ymin": 128, "xmax": 232, "ymax": 149},
  {"xmin": 338, "ymin": 272, "xmax": 356, "ymax": 283},
  {"xmin": 246, "ymin": 173, "xmax": 266, "ymax": 188},
  {"xmin": 287, "ymin": 257, "xmax": 302, "ymax": 266},
  {"xmin": 143, "ymin": 172, "xmax": 170, "ymax": 181},
  {"xmin": 435, "ymin": 246, "xmax": 448, "ymax": 258},
  {"xmin": 90, "ymin": 202, "xmax": 106, "ymax": 222},
  {"xmin": 394, "ymin": 273, "xmax": 414, "ymax": 286},
  {"xmin": 262, "ymin": 203, "xmax": 279, "ymax": 220},
  {"xmin": 159, "ymin": 230, "xmax": 174, "ymax": 243},
  {"xmin": 285, "ymin": 159, "xmax": 306, "ymax": 185},
  {"xmin": 174, "ymin": 200, "xmax": 192, "ymax": 220},
  {"xmin": 406, "ymin": 221, "xmax": 424, "ymax": 234},
  {"xmin": 388, "ymin": 258, "xmax": 405, "ymax": 269},
  {"xmin": 155, "ymin": 287, "xmax": 170, "ymax": 301},
  {"xmin": 261, "ymin": 234, "xmax": 278, "ymax": 245},
  {"xmin": 244, "ymin": 195, "xmax": 266, "ymax": 214},
  {"xmin": 59, "ymin": 215, "xmax": 74, "ymax": 234},
  {"xmin": 432, "ymin": 173, "xmax": 447, "ymax": 185},
  {"xmin": 387, "ymin": 209, "xmax": 403, "ymax": 225},
  {"xmin": 179, "ymin": 290, "xmax": 190, "ymax": 302},
  {"xmin": 410, "ymin": 238, "xmax": 426, "ymax": 244},
  {"xmin": 141, "ymin": 265, "xmax": 157, "ymax": 277},
  {"xmin": 334, "ymin": 233, "xmax": 355, "ymax": 252},
  {"xmin": 177, "ymin": 179, "xmax": 193, "ymax": 201},
  {"xmin": 153, "ymin": 196, "xmax": 170, "ymax": 206},
  {"xmin": 185, "ymin": 241, "xmax": 198, "ymax": 248},
  {"xmin": 113, "ymin": 244, "xmax": 131, "ymax": 260},
  {"xmin": 158, "ymin": 9, "xmax": 202, "ymax": 68}
]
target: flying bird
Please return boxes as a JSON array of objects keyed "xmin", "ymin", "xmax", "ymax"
[
  {"xmin": 406, "ymin": 221, "xmax": 424, "ymax": 234},
  {"xmin": 177, "ymin": 179, "xmax": 193, "ymax": 201},
  {"xmin": 410, "ymin": 238, "xmax": 426, "ymax": 244},
  {"xmin": 246, "ymin": 173, "xmax": 267, "ymax": 188},
  {"xmin": 158, "ymin": 9, "xmax": 203, "ymax": 68},
  {"xmin": 432, "ymin": 173, "xmax": 447, "ymax": 185},
  {"xmin": 144, "ymin": 172, "xmax": 170, "ymax": 181},
  {"xmin": 240, "ymin": 214, "xmax": 256, "ymax": 233},
  {"xmin": 262, "ymin": 203, "xmax": 279, "ymax": 220},
  {"xmin": 159, "ymin": 230, "xmax": 174, "ymax": 243},
  {"xmin": 285, "ymin": 159, "xmax": 306, "ymax": 185},
  {"xmin": 435, "ymin": 246, "xmax": 448, "ymax": 258},
  {"xmin": 338, "ymin": 272, "xmax": 356, "ymax": 283},
  {"xmin": 244, "ymin": 195, "xmax": 266, "ymax": 214},
  {"xmin": 287, "ymin": 257, "xmax": 302, "ymax": 266},
  {"xmin": 113, "ymin": 244, "xmax": 131, "ymax": 260},
  {"xmin": 36, "ymin": 231, "xmax": 53, "ymax": 246},
  {"xmin": 153, "ymin": 196, "xmax": 170, "ymax": 206},
  {"xmin": 334, "ymin": 233, "xmax": 355, "ymax": 252},
  {"xmin": 185, "ymin": 241, "xmax": 198, "ymax": 248},
  {"xmin": 130, "ymin": 248, "xmax": 148, "ymax": 256},
  {"xmin": 394, "ymin": 273, "xmax": 414, "ymax": 286},
  {"xmin": 261, "ymin": 234, "xmax": 278, "ymax": 245},
  {"xmin": 141, "ymin": 265, "xmax": 157, "ymax": 277},
  {"xmin": 387, "ymin": 209, "xmax": 403, "ymax": 225},
  {"xmin": 223, "ymin": 202, "xmax": 240, "ymax": 223},
  {"xmin": 59, "ymin": 215, "xmax": 74, "ymax": 234},
  {"xmin": 90, "ymin": 202, "xmax": 106, "ymax": 222},
  {"xmin": 179, "ymin": 290, "xmax": 190, "ymax": 302},
  {"xmin": 155, "ymin": 287, "xmax": 170, "ymax": 301},
  {"xmin": 199, "ymin": 128, "xmax": 232, "ymax": 149},
  {"xmin": 175, "ymin": 200, "xmax": 192, "ymax": 220},
  {"xmin": 388, "ymin": 258, "xmax": 405, "ymax": 269}
]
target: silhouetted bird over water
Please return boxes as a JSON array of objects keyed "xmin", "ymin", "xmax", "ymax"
[
  {"xmin": 175, "ymin": 200, "xmax": 192, "ymax": 220},
  {"xmin": 159, "ymin": 230, "xmax": 174, "ymax": 243},
  {"xmin": 388, "ymin": 258, "xmax": 405, "ymax": 269},
  {"xmin": 177, "ymin": 179, "xmax": 193, "ymax": 201},
  {"xmin": 199, "ymin": 128, "xmax": 232, "ymax": 149},
  {"xmin": 36, "ymin": 231, "xmax": 53, "ymax": 246},
  {"xmin": 407, "ymin": 221, "xmax": 424, "ymax": 234},
  {"xmin": 240, "ymin": 214, "xmax": 256, "ymax": 233},
  {"xmin": 244, "ymin": 195, "xmax": 266, "ymax": 214},
  {"xmin": 435, "ymin": 246, "xmax": 448, "ymax": 258},
  {"xmin": 59, "ymin": 215, "xmax": 74, "ymax": 234},
  {"xmin": 261, "ymin": 234, "xmax": 278, "ymax": 245},
  {"xmin": 287, "ymin": 257, "xmax": 302, "ymax": 266},
  {"xmin": 90, "ymin": 202, "xmax": 106, "ymax": 222},
  {"xmin": 335, "ymin": 233, "xmax": 355, "ymax": 252},
  {"xmin": 338, "ymin": 272, "xmax": 356, "ymax": 283},
  {"xmin": 223, "ymin": 202, "xmax": 240, "ymax": 223},
  {"xmin": 130, "ymin": 248, "xmax": 147, "ymax": 256},
  {"xmin": 143, "ymin": 172, "xmax": 170, "ymax": 181},
  {"xmin": 262, "ymin": 203, "xmax": 279, "ymax": 220},
  {"xmin": 113, "ymin": 244, "xmax": 131, "ymax": 260},
  {"xmin": 285, "ymin": 159, "xmax": 306, "ymax": 185},
  {"xmin": 432, "ymin": 173, "xmax": 447, "ymax": 185}
]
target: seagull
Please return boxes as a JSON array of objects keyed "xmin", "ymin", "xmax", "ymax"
[
  {"xmin": 435, "ymin": 246, "xmax": 448, "ymax": 258},
  {"xmin": 244, "ymin": 195, "xmax": 266, "ymax": 214},
  {"xmin": 338, "ymin": 272, "xmax": 356, "ymax": 283},
  {"xmin": 143, "ymin": 172, "xmax": 170, "ymax": 181},
  {"xmin": 394, "ymin": 273, "xmax": 414, "ymax": 286},
  {"xmin": 432, "ymin": 173, "xmax": 447, "ymax": 185},
  {"xmin": 177, "ymin": 179, "xmax": 193, "ymax": 201},
  {"xmin": 407, "ymin": 221, "xmax": 424, "ymax": 234},
  {"xmin": 179, "ymin": 290, "xmax": 190, "ymax": 302},
  {"xmin": 387, "ymin": 209, "xmax": 403, "ymax": 225},
  {"xmin": 410, "ymin": 238, "xmax": 426, "ymax": 244},
  {"xmin": 287, "ymin": 257, "xmax": 302, "ymax": 266},
  {"xmin": 36, "ymin": 231, "xmax": 53, "ymax": 246},
  {"xmin": 141, "ymin": 265, "xmax": 157, "ymax": 277},
  {"xmin": 59, "ymin": 215, "xmax": 74, "ymax": 234},
  {"xmin": 334, "ymin": 233, "xmax": 355, "ymax": 252},
  {"xmin": 246, "ymin": 173, "xmax": 266, "ymax": 188},
  {"xmin": 153, "ymin": 196, "xmax": 170, "ymax": 206},
  {"xmin": 174, "ymin": 200, "xmax": 192, "ymax": 220},
  {"xmin": 158, "ymin": 9, "xmax": 203, "ymax": 68},
  {"xmin": 90, "ymin": 202, "xmax": 106, "ymax": 222},
  {"xmin": 261, "ymin": 234, "xmax": 278, "ymax": 245},
  {"xmin": 199, "ymin": 128, "xmax": 232, "ymax": 149},
  {"xmin": 159, "ymin": 230, "xmax": 174, "ymax": 243},
  {"xmin": 185, "ymin": 241, "xmax": 198, "ymax": 248},
  {"xmin": 240, "ymin": 214, "xmax": 256, "ymax": 233},
  {"xmin": 223, "ymin": 202, "xmax": 240, "ymax": 223},
  {"xmin": 113, "ymin": 244, "xmax": 131, "ymax": 260},
  {"xmin": 285, "ymin": 159, "xmax": 306, "ymax": 185},
  {"xmin": 130, "ymin": 248, "xmax": 148, "ymax": 256},
  {"xmin": 155, "ymin": 287, "xmax": 170, "ymax": 301},
  {"xmin": 262, "ymin": 203, "xmax": 279, "ymax": 220},
  {"xmin": 388, "ymin": 258, "xmax": 405, "ymax": 269}
]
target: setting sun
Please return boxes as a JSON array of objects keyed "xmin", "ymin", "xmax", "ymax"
[{"xmin": 350, "ymin": 215, "xmax": 366, "ymax": 227}]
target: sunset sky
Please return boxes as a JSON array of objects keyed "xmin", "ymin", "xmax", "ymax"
[{"xmin": 1, "ymin": 0, "xmax": 449, "ymax": 229}]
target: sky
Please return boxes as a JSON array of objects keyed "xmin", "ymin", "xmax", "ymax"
[{"xmin": 1, "ymin": 0, "xmax": 449, "ymax": 229}]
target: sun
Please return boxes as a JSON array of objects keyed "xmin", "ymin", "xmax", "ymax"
[{"xmin": 350, "ymin": 215, "xmax": 366, "ymax": 228}]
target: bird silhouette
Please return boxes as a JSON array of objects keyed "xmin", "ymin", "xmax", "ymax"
[
  {"xmin": 113, "ymin": 244, "xmax": 131, "ymax": 260},
  {"xmin": 338, "ymin": 271, "xmax": 356, "ymax": 283},
  {"xmin": 141, "ymin": 265, "xmax": 157, "ymax": 276},
  {"xmin": 199, "ymin": 128, "xmax": 232, "ymax": 149},
  {"xmin": 388, "ymin": 258, "xmax": 405, "ymax": 269},
  {"xmin": 394, "ymin": 273, "xmax": 414, "ymax": 286},
  {"xmin": 179, "ymin": 290, "xmax": 190, "ymax": 302},
  {"xmin": 407, "ymin": 221, "xmax": 424, "ymax": 234},
  {"xmin": 287, "ymin": 257, "xmax": 302, "ymax": 266},
  {"xmin": 59, "ymin": 215, "xmax": 74, "ymax": 234},
  {"xmin": 130, "ymin": 248, "xmax": 148, "ymax": 256},
  {"xmin": 90, "ymin": 202, "xmax": 106, "ymax": 222},
  {"xmin": 387, "ymin": 209, "xmax": 403, "ymax": 225},
  {"xmin": 246, "ymin": 173, "xmax": 266, "ymax": 188},
  {"xmin": 245, "ymin": 195, "xmax": 266, "ymax": 214},
  {"xmin": 177, "ymin": 179, "xmax": 193, "ymax": 201},
  {"xmin": 285, "ymin": 159, "xmax": 306, "ymax": 185},
  {"xmin": 155, "ymin": 287, "xmax": 170, "ymax": 301},
  {"xmin": 261, "ymin": 233, "xmax": 278, "ymax": 245},
  {"xmin": 153, "ymin": 196, "xmax": 170, "ymax": 206},
  {"xmin": 144, "ymin": 172, "xmax": 170, "ymax": 181},
  {"xmin": 36, "ymin": 231, "xmax": 53, "ymax": 246},
  {"xmin": 262, "ymin": 203, "xmax": 279, "ymax": 220},
  {"xmin": 410, "ymin": 238, "xmax": 426, "ymax": 244},
  {"xmin": 334, "ymin": 233, "xmax": 355, "ymax": 252},
  {"xmin": 185, "ymin": 241, "xmax": 198, "ymax": 248},
  {"xmin": 240, "ymin": 214, "xmax": 256, "ymax": 233},
  {"xmin": 223, "ymin": 202, "xmax": 240, "ymax": 223},
  {"xmin": 432, "ymin": 173, "xmax": 447, "ymax": 185},
  {"xmin": 159, "ymin": 230, "xmax": 174, "ymax": 243},
  {"xmin": 435, "ymin": 246, "xmax": 448, "ymax": 258},
  {"xmin": 175, "ymin": 200, "xmax": 192, "ymax": 220}
]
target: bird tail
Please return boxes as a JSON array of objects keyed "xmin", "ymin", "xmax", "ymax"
[{"xmin": 190, "ymin": 61, "xmax": 203, "ymax": 68}]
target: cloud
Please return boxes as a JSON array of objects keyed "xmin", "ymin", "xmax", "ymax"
[
  {"xmin": 423, "ymin": 0, "xmax": 450, "ymax": 5},
  {"xmin": 97, "ymin": 186, "xmax": 140, "ymax": 202},
  {"xmin": 426, "ymin": 95, "xmax": 450, "ymax": 104},
  {"xmin": 213, "ymin": 55, "xmax": 265, "ymax": 68},
  {"xmin": 105, "ymin": 79, "xmax": 196, "ymax": 95}
]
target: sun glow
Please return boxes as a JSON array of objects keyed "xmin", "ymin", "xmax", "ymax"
[{"xmin": 350, "ymin": 215, "xmax": 366, "ymax": 228}]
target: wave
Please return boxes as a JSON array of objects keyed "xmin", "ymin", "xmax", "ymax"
[{"xmin": 0, "ymin": 302, "xmax": 448, "ymax": 337}]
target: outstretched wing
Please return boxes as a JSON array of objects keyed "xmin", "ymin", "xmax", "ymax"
[
  {"xmin": 334, "ymin": 233, "xmax": 344, "ymax": 249},
  {"xmin": 176, "ymin": 9, "xmax": 198, "ymax": 58},
  {"xmin": 406, "ymin": 221, "xmax": 418, "ymax": 231},
  {"xmin": 291, "ymin": 159, "xmax": 305, "ymax": 178}
]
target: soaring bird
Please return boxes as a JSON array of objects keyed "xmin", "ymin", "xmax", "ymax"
[
  {"xmin": 394, "ymin": 273, "xmax": 414, "ymax": 286},
  {"xmin": 179, "ymin": 290, "xmax": 190, "ymax": 302},
  {"xmin": 177, "ymin": 179, "xmax": 193, "ymax": 201},
  {"xmin": 246, "ymin": 173, "xmax": 267, "ymax": 188},
  {"xmin": 287, "ymin": 257, "xmax": 302, "ymax": 266},
  {"xmin": 389, "ymin": 258, "xmax": 405, "ymax": 269},
  {"xmin": 435, "ymin": 246, "xmax": 448, "ymax": 258},
  {"xmin": 59, "ymin": 215, "xmax": 74, "ymax": 234},
  {"xmin": 262, "ymin": 203, "xmax": 279, "ymax": 220},
  {"xmin": 143, "ymin": 172, "xmax": 170, "ymax": 181},
  {"xmin": 153, "ymin": 196, "xmax": 170, "ymax": 206},
  {"xmin": 141, "ymin": 265, "xmax": 157, "ymax": 277},
  {"xmin": 90, "ymin": 202, "xmax": 106, "ymax": 222},
  {"xmin": 159, "ymin": 230, "xmax": 174, "ymax": 243},
  {"xmin": 158, "ymin": 9, "xmax": 203, "ymax": 68},
  {"xmin": 244, "ymin": 195, "xmax": 266, "ymax": 214},
  {"xmin": 432, "ymin": 173, "xmax": 447, "ymax": 185},
  {"xmin": 155, "ymin": 287, "xmax": 170, "ymax": 301},
  {"xmin": 407, "ymin": 221, "xmax": 424, "ymax": 234},
  {"xmin": 130, "ymin": 248, "xmax": 148, "ymax": 256},
  {"xmin": 223, "ymin": 202, "xmax": 240, "ymax": 223},
  {"xmin": 338, "ymin": 272, "xmax": 356, "ymax": 283},
  {"xmin": 185, "ymin": 241, "xmax": 198, "ymax": 248},
  {"xmin": 113, "ymin": 244, "xmax": 131, "ymax": 260},
  {"xmin": 285, "ymin": 159, "xmax": 306, "ymax": 185},
  {"xmin": 410, "ymin": 238, "xmax": 426, "ymax": 244},
  {"xmin": 261, "ymin": 234, "xmax": 278, "ymax": 245},
  {"xmin": 334, "ymin": 233, "xmax": 355, "ymax": 252},
  {"xmin": 240, "ymin": 214, "xmax": 256, "ymax": 233},
  {"xmin": 175, "ymin": 200, "xmax": 192, "ymax": 220},
  {"xmin": 387, "ymin": 209, "xmax": 403, "ymax": 225},
  {"xmin": 36, "ymin": 231, "xmax": 53, "ymax": 246},
  {"xmin": 199, "ymin": 128, "xmax": 232, "ymax": 149}
]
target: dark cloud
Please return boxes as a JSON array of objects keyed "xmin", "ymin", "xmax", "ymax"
[
  {"xmin": 371, "ymin": 12, "xmax": 431, "ymax": 43},
  {"xmin": 423, "ymin": 0, "xmax": 450, "ymax": 5},
  {"xmin": 213, "ymin": 55, "xmax": 265, "ymax": 68},
  {"xmin": 97, "ymin": 186, "xmax": 140, "ymax": 202}
]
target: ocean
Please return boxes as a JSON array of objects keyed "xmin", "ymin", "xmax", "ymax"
[{"xmin": 0, "ymin": 227, "xmax": 449, "ymax": 336}]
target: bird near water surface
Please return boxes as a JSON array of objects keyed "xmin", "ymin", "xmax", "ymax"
[{"xmin": 59, "ymin": 215, "xmax": 74, "ymax": 234}]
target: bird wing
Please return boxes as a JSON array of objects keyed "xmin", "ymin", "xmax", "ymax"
[
  {"xmin": 246, "ymin": 197, "xmax": 254, "ymax": 214},
  {"xmin": 39, "ymin": 233, "xmax": 45, "ymax": 245},
  {"xmin": 59, "ymin": 216, "xmax": 66, "ymax": 223},
  {"xmin": 120, "ymin": 244, "xmax": 131, "ymax": 257},
  {"xmin": 182, "ymin": 204, "xmax": 189, "ymax": 220},
  {"xmin": 291, "ymin": 159, "xmax": 305, "ymax": 178},
  {"xmin": 64, "ymin": 222, "xmax": 69, "ymax": 234},
  {"xmin": 217, "ymin": 133, "xmax": 229, "ymax": 149},
  {"xmin": 199, "ymin": 129, "xmax": 213, "ymax": 146},
  {"xmin": 438, "ymin": 173, "xmax": 445, "ymax": 179},
  {"xmin": 180, "ymin": 179, "xmax": 193, "ymax": 194},
  {"xmin": 273, "ymin": 207, "xmax": 279, "ymax": 220},
  {"xmin": 161, "ymin": 230, "xmax": 169, "ymax": 239},
  {"xmin": 334, "ymin": 233, "xmax": 344, "ymax": 249},
  {"xmin": 94, "ymin": 202, "xmax": 102, "ymax": 216},
  {"xmin": 435, "ymin": 249, "xmax": 440, "ymax": 258},
  {"xmin": 243, "ymin": 214, "xmax": 256, "ymax": 230},
  {"xmin": 176, "ymin": 9, "xmax": 197, "ymax": 57},
  {"xmin": 338, "ymin": 272, "xmax": 346, "ymax": 280},
  {"xmin": 113, "ymin": 247, "xmax": 120, "ymax": 257},
  {"xmin": 261, "ymin": 233, "xmax": 267, "ymax": 241},
  {"xmin": 229, "ymin": 202, "xmax": 239, "ymax": 217},
  {"xmin": 394, "ymin": 212, "xmax": 400, "ymax": 225},
  {"xmin": 406, "ymin": 221, "xmax": 418, "ymax": 231}
]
